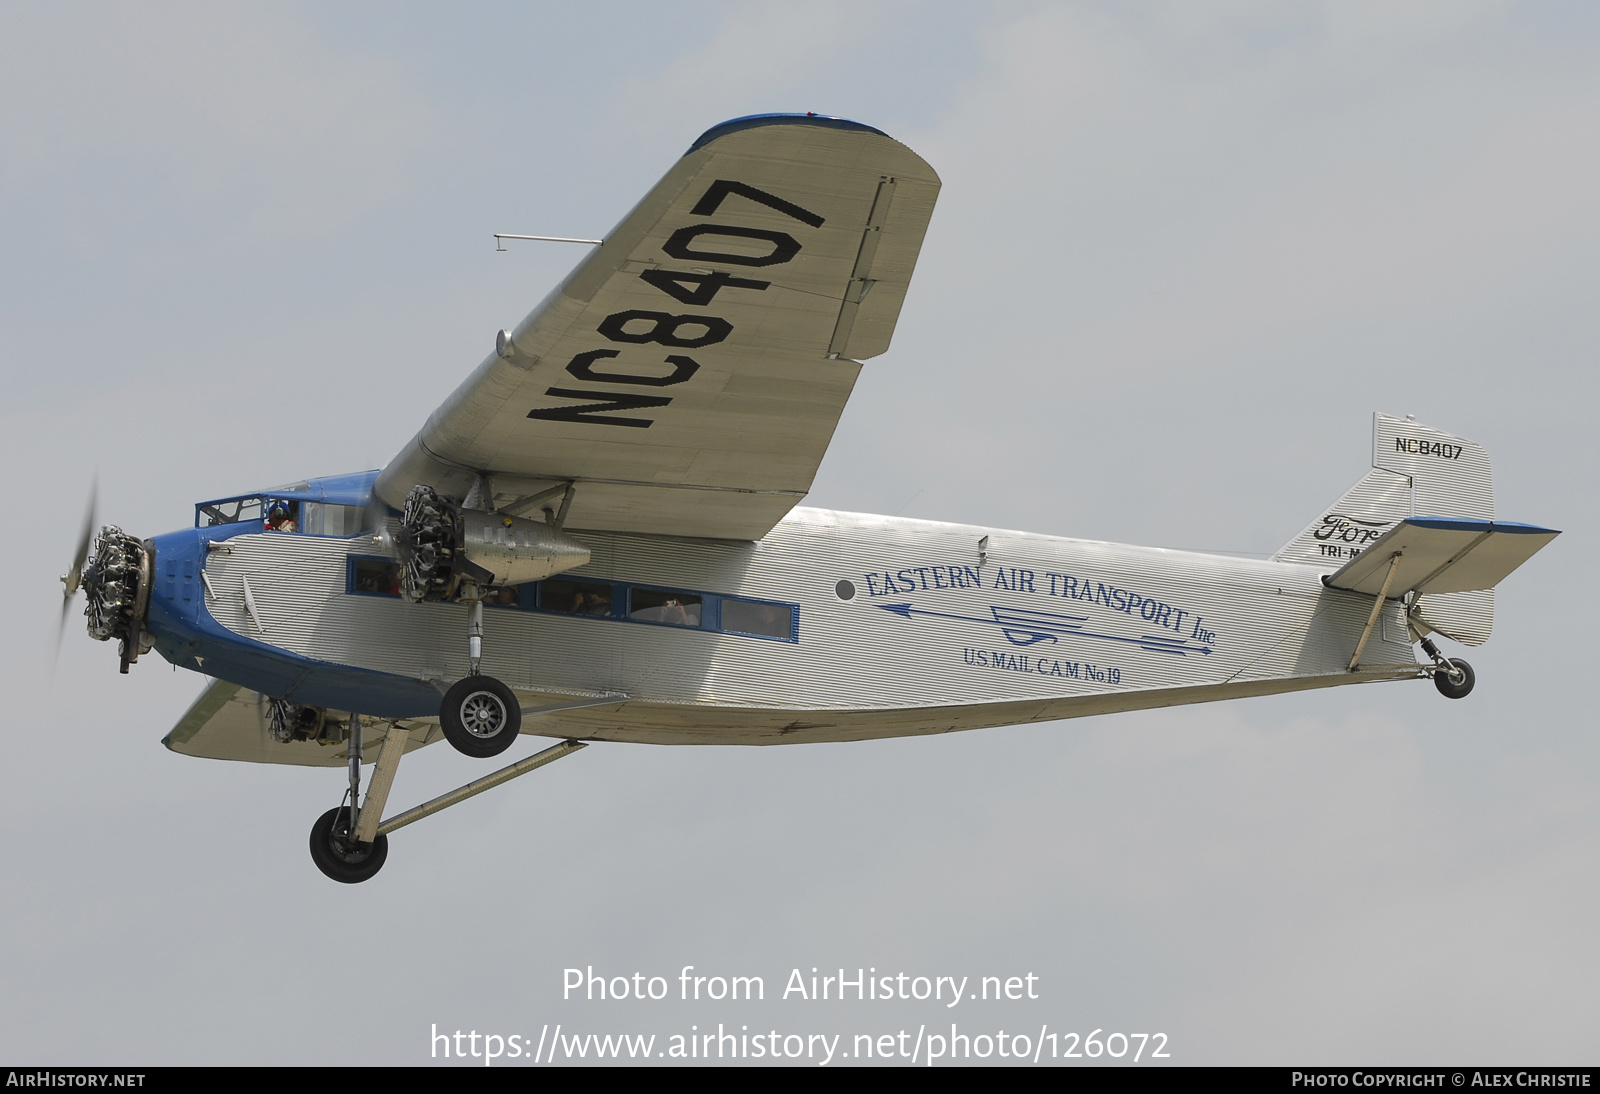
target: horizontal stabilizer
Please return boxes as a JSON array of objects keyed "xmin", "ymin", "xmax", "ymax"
[{"xmin": 1322, "ymin": 518, "xmax": 1558, "ymax": 598}]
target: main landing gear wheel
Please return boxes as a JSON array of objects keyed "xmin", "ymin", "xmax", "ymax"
[
  {"xmin": 1434, "ymin": 658, "xmax": 1475, "ymax": 700},
  {"xmin": 441, "ymin": 675, "xmax": 522, "ymax": 758},
  {"xmin": 309, "ymin": 806, "xmax": 388, "ymax": 884}
]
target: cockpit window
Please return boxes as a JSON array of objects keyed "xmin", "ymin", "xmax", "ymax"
[
  {"xmin": 264, "ymin": 499, "xmax": 300, "ymax": 533},
  {"xmin": 196, "ymin": 496, "xmax": 262, "ymax": 528},
  {"xmin": 301, "ymin": 502, "xmax": 364, "ymax": 536}
]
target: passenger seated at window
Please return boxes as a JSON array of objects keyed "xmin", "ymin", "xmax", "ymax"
[
  {"xmin": 353, "ymin": 560, "xmax": 402, "ymax": 595},
  {"xmin": 541, "ymin": 579, "xmax": 612, "ymax": 616},
  {"xmin": 629, "ymin": 589, "xmax": 701, "ymax": 626}
]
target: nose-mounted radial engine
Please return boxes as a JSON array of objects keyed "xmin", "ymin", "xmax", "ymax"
[
  {"xmin": 79, "ymin": 526, "xmax": 154, "ymax": 674},
  {"xmin": 395, "ymin": 483, "xmax": 591, "ymax": 758}
]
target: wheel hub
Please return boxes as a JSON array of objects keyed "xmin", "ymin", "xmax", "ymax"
[{"xmin": 460, "ymin": 692, "xmax": 507, "ymax": 737}]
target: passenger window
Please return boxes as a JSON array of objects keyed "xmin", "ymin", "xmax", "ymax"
[
  {"xmin": 541, "ymin": 579, "xmax": 613, "ymax": 617},
  {"xmin": 629, "ymin": 588, "xmax": 702, "ymax": 627},
  {"xmin": 196, "ymin": 497, "xmax": 262, "ymax": 528},
  {"xmin": 351, "ymin": 558, "xmax": 402, "ymax": 596},
  {"xmin": 721, "ymin": 597, "xmax": 792, "ymax": 639},
  {"xmin": 484, "ymin": 585, "xmax": 523, "ymax": 608}
]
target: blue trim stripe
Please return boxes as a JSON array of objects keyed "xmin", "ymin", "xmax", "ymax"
[
  {"xmin": 147, "ymin": 528, "xmax": 442, "ymax": 718},
  {"xmin": 687, "ymin": 113, "xmax": 888, "ymax": 155},
  {"xmin": 1408, "ymin": 517, "xmax": 1560, "ymax": 535}
]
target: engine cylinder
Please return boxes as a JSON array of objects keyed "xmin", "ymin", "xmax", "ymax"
[{"xmin": 82, "ymin": 526, "xmax": 151, "ymax": 655}]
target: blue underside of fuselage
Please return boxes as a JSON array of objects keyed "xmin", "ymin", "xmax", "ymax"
[{"xmin": 145, "ymin": 523, "xmax": 442, "ymax": 719}]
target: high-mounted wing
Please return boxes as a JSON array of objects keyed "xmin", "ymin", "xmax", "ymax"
[{"xmin": 374, "ymin": 114, "xmax": 940, "ymax": 540}]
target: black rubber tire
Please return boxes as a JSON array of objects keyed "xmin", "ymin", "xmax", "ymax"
[
  {"xmin": 309, "ymin": 806, "xmax": 388, "ymax": 884},
  {"xmin": 441, "ymin": 675, "xmax": 522, "ymax": 758},
  {"xmin": 1434, "ymin": 658, "xmax": 1475, "ymax": 699}
]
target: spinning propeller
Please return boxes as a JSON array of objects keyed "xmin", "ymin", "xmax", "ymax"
[{"xmin": 54, "ymin": 479, "xmax": 98, "ymax": 671}]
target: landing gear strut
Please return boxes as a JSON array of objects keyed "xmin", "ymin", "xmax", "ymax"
[
  {"xmin": 308, "ymin": 713, "xmax": 411, "ymax": 884},
  {"xmin": 308, "ymin": 719, "xmax": 589, "ymax": 883},
  {"xmin": 439, "ymin": 581, "xmax": 522, "ymax": 758},
  {"xmin": 395, "ymin": 481, "xmax": 592, "ymax": 759},
  {"xmin": 309, "ymin": 805, "xmax": 388, "ymax": 884}
]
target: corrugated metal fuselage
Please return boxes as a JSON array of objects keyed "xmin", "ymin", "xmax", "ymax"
[{"xmin": 147, "ymin": 508, "xmax": 1421, "ymax": 746}]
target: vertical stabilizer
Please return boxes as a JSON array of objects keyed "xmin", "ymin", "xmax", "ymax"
[{"xmin": 1273, "ymin": 414, "xmax": 1495, "ymax": 645}]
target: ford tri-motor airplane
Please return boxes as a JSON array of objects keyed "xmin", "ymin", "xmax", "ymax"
[{"xmin": 60, "ymin": 114, "xmax": 1558, "ymax": 883}]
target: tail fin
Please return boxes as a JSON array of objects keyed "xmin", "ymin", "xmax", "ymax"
[{"xmin": 1274, "ymin": 413, "xmax": 1494, "ymax": 645}]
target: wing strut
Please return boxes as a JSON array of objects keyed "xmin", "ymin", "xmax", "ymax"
[
  {"xmin": 498, "ymin": 481, "xmax": 573, "ymax": 519},
  {"xmin": 1348, "ymin": 552, "xmax": 1403, "ymax": 671}
]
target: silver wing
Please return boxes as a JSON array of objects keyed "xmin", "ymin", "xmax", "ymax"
[
  {"xmin": 163, "ymin": 679, "xmax": 442, "ymax": 767},
  {"xmin": 374, "ymin": 114, "xmax": 940, "ymax": 540}
]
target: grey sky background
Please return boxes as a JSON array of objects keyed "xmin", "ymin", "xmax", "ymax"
[{"xmin": 1, "ymin": 1, "xmax": 1595, "ymax": 1065}]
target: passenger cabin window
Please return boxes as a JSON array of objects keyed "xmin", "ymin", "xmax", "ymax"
[
  {"xmin": 485, "ymin": 585, "xmax": 522, "ymax": 608},
  {"xmin": 351, "ymin": 558, "xmax": 402, "ymax": 596},
  {"xmin": 540, "ymin": 579, "xmax": 613, "ymax": 617},
  {"xmin": 721, "ymin": 597, "xmax": 793, "ymax": 639},
  {"xmin": 345, "ymin": 562, "xmax": 800, "ymax": 642},
  {"xmin": 196, "ymin": 497, "xmax": 262, "ymax": 528},
  {"xmin": 629, "ymin": 588, "xmax": 702, "ymax": 628},
  {"xmin": 348, "ymin": 557, "xmax": 522, "ymax": 605}
]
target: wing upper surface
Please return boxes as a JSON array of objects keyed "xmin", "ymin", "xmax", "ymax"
[{"xmin": 374, "ymin": 115, "xmax": 940, "ymax": 540}]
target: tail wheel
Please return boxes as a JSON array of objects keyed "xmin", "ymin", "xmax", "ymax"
[
  {"xmin": 309, "ymin": 806, "xmax": 388, "ymax": 884},
  {"xmin": 440, "ymin": 675, "xmax": 522, "ymax": 758},
  {"xmin": 1434, "ymin": 658, "xmax": 1475, "ymax": 699}
]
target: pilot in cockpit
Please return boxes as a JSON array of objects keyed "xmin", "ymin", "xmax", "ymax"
[{"xmin": 266, "ymin": 501, "xmax": 299, "ymax": 533}]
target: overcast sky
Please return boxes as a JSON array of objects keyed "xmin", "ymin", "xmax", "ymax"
[{"xmin": 2, "ymin": 1, "xmax": 1596, "ymax": 1066}]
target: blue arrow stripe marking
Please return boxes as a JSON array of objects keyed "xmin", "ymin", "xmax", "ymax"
[{"xmin": 878, "ymin": 602, "xmax": 1211, "ymax": 656}]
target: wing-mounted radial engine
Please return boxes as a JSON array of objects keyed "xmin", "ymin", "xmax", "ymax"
[
  {"xmin": 267, "ymin": 699, "xmax": 355, "ymax": 747},
  {"xmin": 396, "ymin": 483, "xmax": 592, "ymax": 760},
  {"xmin": 81, "ymin": 526, "xmax": 153, "ymax": 674},
  {"xmin": 396, "ymin": 484, "xmax": 590, "ymax": 603}
]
